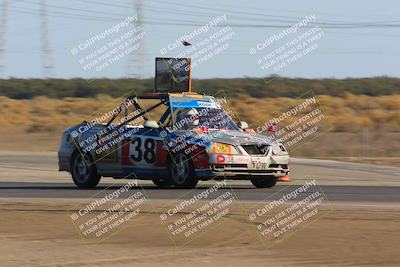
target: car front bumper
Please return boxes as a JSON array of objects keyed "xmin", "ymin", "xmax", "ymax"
[
  {"xmin": 197, "ymin": 153, "xmax": 290, "ymax": 180},
  {"xmin": 195, "ymin": 164, "xmax": 290, "ymax": 180}
]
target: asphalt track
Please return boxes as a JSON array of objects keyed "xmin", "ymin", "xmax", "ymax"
[
  {"xmin": 0, "ymin": 152, "xmax": 399, "ymax": 203},
  {"xmin": 0, "ymin": 182, "xmax": 400, "ymax": 203}
]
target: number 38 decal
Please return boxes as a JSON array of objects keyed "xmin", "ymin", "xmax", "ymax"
[{"xmin": 130, "ymin": 137, "xmax": 156, "ymax": 164}]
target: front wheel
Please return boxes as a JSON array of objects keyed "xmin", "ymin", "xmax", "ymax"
[
  {"xmin": 71, "ymin": 152, "xmax": 101, "ymax": 188},
  {"xmin": 251, "ymin": 176, "xmax": 277, "ymax": 188},
  {"xmin": 169, "ymin": 153, "xmax": 198, "ymax": 189}
]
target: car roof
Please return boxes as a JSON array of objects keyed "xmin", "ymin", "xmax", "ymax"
[{"xmin": 135, "ymin": 92, "xmax": 213, "ymax": 101}]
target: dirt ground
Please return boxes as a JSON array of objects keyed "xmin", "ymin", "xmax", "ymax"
[
  {"xmin": 0, "ymin": 199, "xmax": 399, "ymax": 267},
  {"xmin": 0, "ymin": 152, "xmax": 399, "ymax": 266}
]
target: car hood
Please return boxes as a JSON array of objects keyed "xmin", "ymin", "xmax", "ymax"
[{"xmin": 170, "ymin": 129, "xmax": 274, "ymax": 146}]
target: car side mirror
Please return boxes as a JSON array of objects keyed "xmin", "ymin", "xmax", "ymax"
[
  {"xmin": 144, "ymin": 120, "xmax": 159, "ymax": 129},
  {"xmin": 238, "ymin": 121, "xmax": 249, "ymax": 130}
]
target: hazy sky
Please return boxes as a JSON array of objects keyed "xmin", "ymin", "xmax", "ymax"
[{"xmin": 1, "ymin": 0, "xmax": 400, "ymax": 79}]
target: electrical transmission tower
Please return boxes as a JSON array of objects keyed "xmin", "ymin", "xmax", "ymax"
[
  {"xmin": 0, "ymin": 0, "xmax": 8, "ymax": 78},
  {"xmin": 127, "ymin": 0, "xmax": 145, "ymax": 79},
  {"xmin": 40, "ymin": 0, "xmax": 53, "ymax": 78}
]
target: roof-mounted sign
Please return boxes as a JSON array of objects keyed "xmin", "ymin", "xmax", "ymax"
[{"xmin": 154, "ymin": 57, "xmax": 192, "ymax": 93}]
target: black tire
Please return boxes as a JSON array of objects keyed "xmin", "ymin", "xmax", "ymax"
[
  {"xmin": 152, "ymin": 178, "xmax": 171, "ymax": 188},
  {"xmin": 251, "ymin": 176, "xmax": 277, "ymax": 188},
  {"xmin": 71, "ymin": 152, "xmax": 101, "ymax": 188},
  {"xmin": 169, "ymin": 153, "xmax": 198, "ymax": 189}
]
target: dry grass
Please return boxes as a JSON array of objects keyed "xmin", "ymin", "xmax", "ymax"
[
  {"xmin": 0, "ymin": 94, "xmax": 399, "ymax": 164},
  {"xmin": 229, "ymin": 93, "xmax": 400, "ymax": 132},
  {"xmin": 1, "ymin": 94, "xmax": 399, "ymax": 133}
]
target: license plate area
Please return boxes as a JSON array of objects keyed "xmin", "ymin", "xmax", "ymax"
[{"xmin": 250, "ymin": 157, "xmax": 270, "ymax": 170}]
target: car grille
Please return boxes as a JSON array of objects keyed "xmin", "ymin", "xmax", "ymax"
[
  {"xmin": 214, "ymin": 164, "xmax": 247, "ymax": 169},
  {"xmin": 241, "ymin": 144, "xmax": 269, "ymax": 155},
  {"xmin": 269, "ymin": 164, "xmax": 288, "ymax": 169}
]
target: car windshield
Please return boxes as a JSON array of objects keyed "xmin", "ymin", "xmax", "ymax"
[{"xmin": 171, "ymin": 107, "xmax": 239, "ymax": 131}]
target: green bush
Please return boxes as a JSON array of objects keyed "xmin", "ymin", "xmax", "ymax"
[{"xmin": 1, "ymin": 76, "xmax": 400, "ymax": 99}]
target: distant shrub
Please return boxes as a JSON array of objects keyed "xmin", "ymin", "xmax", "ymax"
[{"xmin": 1, "ymin": 77, "xmax": 400, "ymax": 99}]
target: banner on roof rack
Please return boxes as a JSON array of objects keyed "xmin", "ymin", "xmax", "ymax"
[
  {"xmin": 155, "ymin": 57, "xmax": 191, "ymax": 93},
  {"xmin": 169, "ymin": 97, "xmax": 219, "ymax": 109}
]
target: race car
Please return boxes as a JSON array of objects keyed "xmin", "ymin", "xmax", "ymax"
[{"xmin": 58, "ymin": 92, "xmax": 290, "ymax": 189}]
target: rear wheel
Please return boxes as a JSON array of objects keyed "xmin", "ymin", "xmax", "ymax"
[
  {"xmin": 251, "ymin": 176, "xmax": 277, "ymax": 188},
  {"xmin": 71, "ymin": 152, "xmax": 101, "ymax": 188},
  {"xmin": 169, "ymin": 153, "xmax": 198, "ymax": 189}
]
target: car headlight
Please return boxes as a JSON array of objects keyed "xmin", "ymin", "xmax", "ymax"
[{"xmin": 208, "ymin": 142, "xmax": 239, "ymax": 155}]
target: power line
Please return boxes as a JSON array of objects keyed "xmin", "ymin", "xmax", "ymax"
[
  {"xmin": 3, "ymin": 0, "xmax": 400, "ymax": 79},
  {"xmin": 8, "ymin": 1, "xmax": 400, "ymax": 29},
  {"xmin": 139, "ymin": 0, "xmax": 400, "ymax": 27},
  {"xmin": 6, "ymin": 6, "xmax": 121, "ymax": 22},
  {"xmin": 8, "ymin": 5, "xmax": 400, "ymax": 29},
  {"xmin": 23, "ymin": 0, "xmax": 132, "ymax": 20}
]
